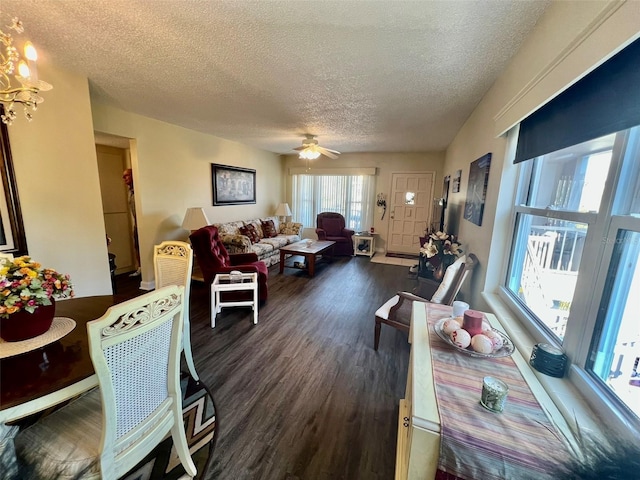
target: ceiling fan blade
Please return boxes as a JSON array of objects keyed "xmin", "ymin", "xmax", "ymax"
[
  {"xmin": 293, "ymin": 146, "xmax": 305, "ymax": 151},
  {"xmin": 318, "ymin": 146, "xmax": 340, "ymax": 159}
]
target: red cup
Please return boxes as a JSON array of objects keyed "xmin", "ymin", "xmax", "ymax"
[
  {"xmin": 370, "ymin": 227, "xmax": 375, "ymax": 233},
  {"xmin": 463, "ymin": 310, "xmax": 484, "ymax": 337}
]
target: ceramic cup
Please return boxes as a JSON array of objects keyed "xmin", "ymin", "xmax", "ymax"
[
  {"xmin": 480, "ymin": 376, "xmax": 509, "ymax": 413},
  {"xmin": 452, "ymin": 301, "xmax": 470, "ymax": 317}
]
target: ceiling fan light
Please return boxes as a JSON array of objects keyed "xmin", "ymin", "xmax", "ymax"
[{"xmin": 299, "ymin": 148, "xmax": 320, "ymax": 160}]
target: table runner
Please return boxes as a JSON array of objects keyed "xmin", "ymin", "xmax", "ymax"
[{"xmin": 425, "ymin": 303, "xmax": 568, "ymax": 480}]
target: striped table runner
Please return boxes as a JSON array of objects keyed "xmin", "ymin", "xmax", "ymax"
[{"xmin": 425, "ymin": 303, "xmax": 568, "ymax": 480}]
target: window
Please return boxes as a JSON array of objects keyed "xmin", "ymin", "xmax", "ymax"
[
  {"xmin": 291, "ymin": 174, "xmax": 375, "ymax": 231},
  {"xmin": 504, "ymin": 126, "xmax": 640, "ymax": 421},
  {"xmin": 506, "ymin": 134, "xmax": 615, "ymax": 341}
]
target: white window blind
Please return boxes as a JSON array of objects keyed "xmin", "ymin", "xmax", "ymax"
[{"xmin": 291, "ymin": 173, "xmax": 375, "ymax": 232}]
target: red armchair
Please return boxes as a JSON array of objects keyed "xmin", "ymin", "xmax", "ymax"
[
  {"xmin": 189, "ymin": 225, "xmax": 268, "ymax": 301},
  {"xmin": 316, "ymin": 212, "xmax": 354, "ymax": 256}
]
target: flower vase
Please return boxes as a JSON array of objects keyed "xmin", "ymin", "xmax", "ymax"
[
  {"xmin": 432, "ymin": 262, "xmax": 446, "ymax": 281},
  {"xmin": 0, "ymin": 299, "xmax": 56, "ymax": 342},
  {"xmin": 418, "ymin": 256, "xmax": 433, "ymax": 279}
]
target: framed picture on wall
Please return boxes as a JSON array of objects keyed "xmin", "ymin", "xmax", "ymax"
[
  {"xmin": 212, "ymin": 164, "xmax": 256, "ymax": 205},
  {"xmin": 463, "ymin": 153, "xmax": 492, "ymax": 226},
  {"xmin": 452, "ymin": 170, "xmax": 462, "ymax": 193}
]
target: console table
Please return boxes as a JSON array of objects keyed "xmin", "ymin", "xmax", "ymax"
[{"xmin": 396, "ymin": 302, "xmax": 569, "ymax": 479}]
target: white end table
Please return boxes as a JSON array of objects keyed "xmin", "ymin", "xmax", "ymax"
[
  {"xmin": 353, "ymin": 232, "xmax": 377, "ymax": 257},
  {"xmin": 211, "ymin": 272, "xmax": 258, "ymax": 328}
]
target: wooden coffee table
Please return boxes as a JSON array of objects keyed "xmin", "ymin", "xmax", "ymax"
[{"xmin": 279, "ymin": 240, "xmax": 336, "ymax": 277}]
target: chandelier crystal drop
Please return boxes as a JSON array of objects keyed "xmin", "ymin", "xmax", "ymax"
[{"xmin": 0, "ymin": 13, "xmax": 52, "ymax": 125}]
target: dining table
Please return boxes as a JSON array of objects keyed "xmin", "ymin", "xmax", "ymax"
[{"xmin": 0, "ymin": 295, "xmax": 121, "ymax": 424}]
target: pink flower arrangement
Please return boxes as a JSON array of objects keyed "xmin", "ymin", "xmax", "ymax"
[{"xmin": 0, "ymin": 256, "xmax": 73, "ymax": 318}]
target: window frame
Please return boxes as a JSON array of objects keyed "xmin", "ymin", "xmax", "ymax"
[{"xmin": 497, "ymin": 126, "xmax": 640, "ymax": 429}]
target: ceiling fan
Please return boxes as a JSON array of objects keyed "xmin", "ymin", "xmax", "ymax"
[{"xmin": 293, "ymin": 134, "xmax": 340, "ymax": 160}]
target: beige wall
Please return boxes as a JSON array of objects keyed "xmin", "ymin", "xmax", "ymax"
[
  {"xmin": 7, "ymin": 64, "xmax": 113, "ymax": 298},
  {"xmin": 442, "ymin": 0, "xmax": 640, "ymax": 309},
  {"xmin": 92, "ymin": 104, "xmax": 283, "ymax": 288},
  {"xmin": 282, "ymin": 151, "xmax": 445, "ymax": 251}
]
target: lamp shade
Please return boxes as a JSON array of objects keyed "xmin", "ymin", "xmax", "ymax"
[
  {"xmin": 274, "ymin": 203, "xmax": 292, "ymax": 217},
  {"xmin": 182, "ymin": 207, "xmax": 210, "ymax": 231}
]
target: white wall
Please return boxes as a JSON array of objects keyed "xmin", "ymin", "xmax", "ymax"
[
  {"xmin": 92, "ymin": 104, "xmax": 283, "ymax": 287},
  {"xmin": 7, "ymin": 64, "xmax": 113, "ymax": 298},
  {"xmin": 442, "ymin": 0, "xmax": 640, "ymax": 309}
]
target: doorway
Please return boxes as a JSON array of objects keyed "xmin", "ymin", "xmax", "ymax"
[
  {"xmin": 95, "ymin": 141, "xmax": 137, "ymax": 275},
  {"xmin": 386, "ymin": 171, "xmax": 435, "ymax": 255}
]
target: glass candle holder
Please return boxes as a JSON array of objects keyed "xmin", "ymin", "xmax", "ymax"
[
  {"xmin": 229, "ymin": 270, "xmax": 243, "ymax": 283},
  {"xmin": 480, "ymin": 376, "xmax": 508, "ymax": 413}
]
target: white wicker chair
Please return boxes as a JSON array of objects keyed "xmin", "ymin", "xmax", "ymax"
[
  {"xmin": 154, "ymin": 240, "xmax": 199, "ymax": 381},
  {"xmin": 14, "ymin": 286, "xmax": 197, "ymax": 480}
]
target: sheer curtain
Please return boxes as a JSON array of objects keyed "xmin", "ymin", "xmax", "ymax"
[{"xmin": 291, "ymin": 174, "xmax": 375, "ymax": 231}]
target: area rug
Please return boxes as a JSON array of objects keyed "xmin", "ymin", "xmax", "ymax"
[
  {"xmin": 123, "ymin": 372, "xmax": 217, "ymax": 479},
  {"xmin": 385, "ymin": 252, "xmax": 419, "ymax": 260}
]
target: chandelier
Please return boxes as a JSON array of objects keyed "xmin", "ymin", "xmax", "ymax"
[{"xmin": 0, "ymin": 13, "xmax": 52, "ymax": 125}]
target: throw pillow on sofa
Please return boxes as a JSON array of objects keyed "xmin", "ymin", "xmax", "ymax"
[
  {"xmin": 239, "ymin": 224, "xmax": 260, "ymax": 243},
  {"xmin": 261, "ymin": 220, "xmax": 278, "ymax": 238},
  {"xmin": 279, "ymin": 222, "xmax": 303, "ymax": 236}
]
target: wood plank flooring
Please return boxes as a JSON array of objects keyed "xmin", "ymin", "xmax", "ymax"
[{"xmin": 119, "ymin": 257, "xmax": 418, "ymax": 480}]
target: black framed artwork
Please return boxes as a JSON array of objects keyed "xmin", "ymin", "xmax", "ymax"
[
  {"xmin": 0, "ymin": 106, "xmax": 27, "ymax": 255},
  {"xmin": 452, "ymin": 170, "xmax": 462, "ymax": 193},
  {"xmin": 463, "ymin": 153, "xmax": 492, "ymax": 226},
  {"xmin": 211, "ymin": 164, "xmax": 256, "ymax": 206}
]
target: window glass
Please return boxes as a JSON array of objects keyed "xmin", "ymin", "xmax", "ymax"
[
  {"xmin": 405, "ymin": 192, "xmax": 415, "ymax": 205},
  {"xmin": 590, "ymin": 230, "xmax": 640, "ymax": 418},
  {"xmin": 526, "ymin": 134, "xmax": 614, "ymax": 213},
  {"xmin": 507, "ymin": 214, "xmax": 587, "ymax": 341},
  {"xmin": 291, "ymin": 174, "xmax": 375, "ymax": 231}
]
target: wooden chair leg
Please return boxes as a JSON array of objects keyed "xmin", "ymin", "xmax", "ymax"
[{"xmin": 374, "ymin": 318, "xmax": 381, "ymax": 351}]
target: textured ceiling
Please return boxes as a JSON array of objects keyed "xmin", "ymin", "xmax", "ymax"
[{"xmin": 4, "ymin": 0, "xmax": 550, "ymax": 155}]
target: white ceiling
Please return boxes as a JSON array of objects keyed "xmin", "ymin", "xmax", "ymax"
[{"xmin": 4, "ymin": 0, "xmax": 550, "ymax": 155}]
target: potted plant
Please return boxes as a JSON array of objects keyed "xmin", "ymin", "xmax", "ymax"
[
  {"xmin": 419, "ymin": 231, "xmax": 463, "ymax": 280},
  {"xmin": 0, "ymin": 256, "xmax": 73, "ymax": 342}
]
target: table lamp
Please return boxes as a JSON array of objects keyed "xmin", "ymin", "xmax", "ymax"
[
  {"xmin": 274, "ymin": 203, "xmax": 292, "ymax": 223},
  {"xmin": 182, "ymin": 207, "xmax": 210, "ymax": 232}
]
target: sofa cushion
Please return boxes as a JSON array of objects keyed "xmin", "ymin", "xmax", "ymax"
[
  {"xmin": 322, "ymin": 218, "xmax": 343, "ymax": 236},
  {"xmin": 215, "ymin": 220, "xmax": 244, "ymax": 236},
  {"xmin": 239, "ymin": 224, "xmax": 260, "ymax": 243},
  {"xmin": 279, "ymin": 222, "xmax": 303, "ymax": 236},
  {"xmin": 261, "ymin": 219, "xmax": 278, "ymax": 238},
  {"xmin": 251, "ymin": 242, "xmax": 274, "ymax": 257},
  {"xmin": 260, "ymin": 236, "xmax": 289, "ymax": 249}
]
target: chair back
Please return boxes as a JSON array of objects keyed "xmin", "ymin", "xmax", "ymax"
[
  {"xmin": 153, "ymin": 240, "xmax": 194, "ymax": 364},
  {"xmin": 430, "ymin": 253, "xmax": 478, "ymax": 305},
  {"xmin": 316, "ymin": 212, "xmax": 346, "ymax": 235},
  {"xmin": 154, "ymin": 240, "xmax": 193, "ymax": 303},
  {"xmin": 86, "ymin": 285, "xmax": 188, "ymax": 478},
  {"xmin": 190, "ymin": 225, "xmax": 231, "ymax": 284}
]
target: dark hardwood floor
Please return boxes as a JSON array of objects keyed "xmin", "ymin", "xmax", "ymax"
[{"xmin": 117, "ymin": 257, "xmax": 417, "ymax": 480}]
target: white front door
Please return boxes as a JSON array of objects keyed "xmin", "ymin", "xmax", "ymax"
[{"xmin": 387, "ymin": 172, "xmax": 435, "ymax": 255}]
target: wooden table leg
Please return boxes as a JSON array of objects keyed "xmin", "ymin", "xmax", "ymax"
[
  {"xmin": 279, "ymin": 250, "xmax": 285, "ymax": 274},
  {"xmin": 307, "ymin": 252, "xmax": 316, "ymax": 277}
]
